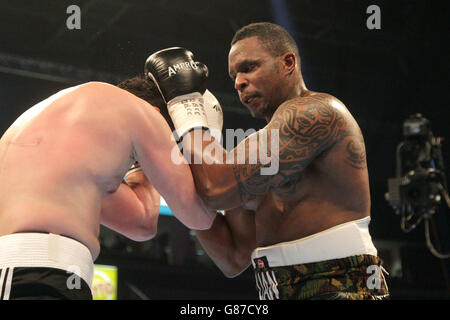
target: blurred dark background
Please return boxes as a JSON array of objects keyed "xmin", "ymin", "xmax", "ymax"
[{"xmin": 0, "ymin": 0, "xmax": 448, "ymax": 299}]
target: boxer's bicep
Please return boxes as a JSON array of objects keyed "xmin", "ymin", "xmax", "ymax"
[{"xmin": 232, "ymin": 96, "xmax": 346, "ymax": 202}]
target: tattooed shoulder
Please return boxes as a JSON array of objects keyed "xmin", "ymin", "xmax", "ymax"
[
  {"xmin": 278, "ymin": 93, "xmax": 367, "ymax": 170},
  {"xmin": 232, "ymin": 93, "xmax": 367, "ymax": 202},
  {"xmin": 342, "ymin": 134, "xmax": 367, "ymax": 169}
]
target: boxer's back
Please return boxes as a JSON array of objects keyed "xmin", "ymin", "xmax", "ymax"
[{"xmin": 0, "ymin": 82, "xmax": 139, "ymax": 259}]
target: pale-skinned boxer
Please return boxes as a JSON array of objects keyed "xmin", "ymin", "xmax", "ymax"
[
  {"xmin": 0, "ymin": 78, "xmax": 215, "ymax": 299},
  {"xmin": 145, "ymin": 22, "xmax": 390, "ymax": 300}
]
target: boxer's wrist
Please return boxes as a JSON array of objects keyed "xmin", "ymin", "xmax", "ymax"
[{"xmin": 167, "ymin": 92, "xmax": 209, "ymax": 139}]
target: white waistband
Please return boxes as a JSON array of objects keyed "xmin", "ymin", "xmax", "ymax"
[
  {"xmin": 0, "ymin": 233, "xmax": 94, "ymax": 289},
  {"xmin": 251, "ymin": 216, "xmax": 377, "ymax": 268}
]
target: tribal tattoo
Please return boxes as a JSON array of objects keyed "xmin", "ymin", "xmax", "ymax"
[
  {"xmin": 232, "ymin": 94, "xmax": 367, "ymax": 203},
  {"xmin": 343, "ymin": 135, "xmax": 367, "ymax": 169}
]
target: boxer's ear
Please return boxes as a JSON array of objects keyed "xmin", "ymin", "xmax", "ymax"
[{"xmin": 281, "ymin": 52, "xmax": 296, "ymax": 76}]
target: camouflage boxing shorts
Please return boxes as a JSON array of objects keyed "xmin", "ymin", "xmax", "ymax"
[{"xmin": 253, "ymin": 254, "xmax": 389, "ymax": 300}]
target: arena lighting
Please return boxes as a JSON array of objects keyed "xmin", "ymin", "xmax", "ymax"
[
  {"xmin": 270, "ymin": 0, "xmax": 295, "ymax": 36},
  {"xmin": 269, "ymin": 0, "xmax": 313, "ymax": 85}
]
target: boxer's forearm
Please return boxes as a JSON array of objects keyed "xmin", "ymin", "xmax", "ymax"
[
  {"xmin": 196, "ymin": 214, "xmax": 248, "ymax": 277},
  {"xmin": 182, "ymin": 130, "xmax": 242, "ymax": 210},
  {"xmin": 195, "ymin": 208, "xmax": 256, "ymax": 277},
  {"xmin": 101, "ymin": 172, "xmax": 159, "ymax": 241}
]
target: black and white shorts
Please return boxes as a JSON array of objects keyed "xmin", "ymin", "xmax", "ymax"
[
  {"xmin": 0, "ymin": 266, "xmax": 92, "ymax": 300},
  {"xmin": 0, "ymin": 233, "xmax": 94, "ymax": 300}
]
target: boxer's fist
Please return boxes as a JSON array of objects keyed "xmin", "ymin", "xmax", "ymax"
[
  {"xmin": 145, "ymin": 47, "xmax": 207, "ymax": 103},
  {"xmin": 144, "ymin": 47, "xmax": 209, "ymax": 138}
]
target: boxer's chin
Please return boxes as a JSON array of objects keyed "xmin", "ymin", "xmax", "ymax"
[
  {"xmin": 245, "ymin": 100, "xmax": 265, "ymax": 119},
  {"xmin": 250, "ymin": 103, "xmax": 270, "ymax": 119}
]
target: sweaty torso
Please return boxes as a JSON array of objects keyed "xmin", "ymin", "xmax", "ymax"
[
  {"xmin": 0, "ymin": 82, "xmax": 136, "ymax": 259},
  {"xmin": 252, "ymin": 91, "xmax": 370, "ymax": 247}
]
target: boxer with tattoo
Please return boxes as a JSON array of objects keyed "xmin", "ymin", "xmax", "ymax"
[{"xmin": 146, "ymin": 22, "xmax": 389, "ymax": 300}]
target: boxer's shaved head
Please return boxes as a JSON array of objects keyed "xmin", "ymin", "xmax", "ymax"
[{"xmin": 231, "ymin": 22, "xmax": 301, "ymax": 69}]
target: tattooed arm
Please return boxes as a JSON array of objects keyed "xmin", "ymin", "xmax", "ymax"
[{"xmin": 183, "ymin": 94, "xmax": 352, "ymax": 209}]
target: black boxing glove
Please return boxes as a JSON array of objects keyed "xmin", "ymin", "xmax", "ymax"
[{"xmin": 145, "ymin": 47, "xmax": 209, "ymax": 139}]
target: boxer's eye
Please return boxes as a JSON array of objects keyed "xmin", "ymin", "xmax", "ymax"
[{"xmin": 241, "ymin": 62, "xmax": 257, "ymax": 73}]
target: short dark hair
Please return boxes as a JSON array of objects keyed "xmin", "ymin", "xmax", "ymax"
[
  {"xmin": 231, "ymin": 22, "xmax": 300, "ymax": 66},
  {"xmin": 117, "ymin": 76, "xmax": 174, "ymax": 131},
  {"xmin": 117, "ymin": 75, "xmax": 164, "ymax": 110}
]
